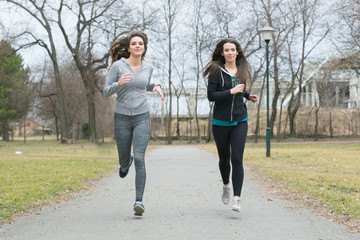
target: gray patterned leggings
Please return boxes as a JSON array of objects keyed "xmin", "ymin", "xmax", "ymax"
[{"xmin": 114, "ymin": 112, "xmax": 151, "ymax": 201}]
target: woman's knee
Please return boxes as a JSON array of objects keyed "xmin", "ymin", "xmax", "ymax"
[
  {"xmin": 134, "ymin": 155, "xmax": 145, "ymax": 168},
  {"xmin": 231, "ymin": 156, "xmax": 243, "ymax": 166}
]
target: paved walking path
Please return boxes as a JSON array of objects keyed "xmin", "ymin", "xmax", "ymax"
[{"xmin": 0, "ymin": 146, "xmax": 358, "ymax": 240}]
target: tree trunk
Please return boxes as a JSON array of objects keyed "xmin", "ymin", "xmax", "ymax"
[
  {"xmin": 329, "ymin": 111, "xmax": 333, "ymax": 138},
  {"xmin": 188, "ymin": 119, "xmax": 192, "ymax": 143},
  {"xmin": 283, "ymin": 112, "xmax": 289, "ymax": 137},
  {"xmin": 88, "ymin": 92, "xmax": 97, "ymax": 143},
  {"xmin": 2, "ymin": 119, "xmax": 9, "ymax": 141},
  {"xmin": 289, "ymin": 84, "xmax": 302, "ymax": 137},
  {"xmin": 44, "ymin": 12, "xmax": 68, "ymax": 141},
  {"xmin": 55, "ymin": 115, "xmax": 59, "ymax": 140},
  {"xmin": 314, "ymin": 106, "xmax": 320, "ymax": 141},
  {"xmin": 11, "ymin": 124, "xmax": 13, "ymax": 142},
  {"xmin": 167, "ymin": 41, "xmax": 172, "ymax": 141},
  {"xmin": 23, "ymin": 120, "xmax": 26, "ymax": 144},
  {"xmin": 176, "ymin": 97, "xmax": 180, "ymax": 140},
  {"xmin": 289, "ymin": 109, "xmax": 296, "ymax": 137},
  {"xmin": 289, "ymin": 109, "xmax": 297, "ymax": 137},
  {"xmin": 270, "ymin": 45, "xmax": 280, "ymax": 137},
  {"xmin": 51, "ymin": 53, "xmax": 68, "ymax": 141},
  {"xmin": 255, "ymin": 76, "xmax": 266, "ymax": 143},
  {"xmin": 276, "ymin": 104, "xmax": 283, "ymax": 142},
  {"xmin": 87, "ymin": 77, "xmax": 97, "ymax": 143},
  {"xmin": 195, "ymin": 76, "xmax": 200, "ymax": 143}
]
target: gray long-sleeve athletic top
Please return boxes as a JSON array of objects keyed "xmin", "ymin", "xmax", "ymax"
[{"xmin": 103, "ymin": 58, "xmax": 159, "ymax": 116}]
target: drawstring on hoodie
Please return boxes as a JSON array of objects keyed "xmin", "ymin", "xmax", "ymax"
[
  {"xmin": 219, "ymin": 66, "xmax": 236, "ymax": 122},
  {"xmin": 220, "ymin": 71, "xmax": 225, "ymax": 88}
]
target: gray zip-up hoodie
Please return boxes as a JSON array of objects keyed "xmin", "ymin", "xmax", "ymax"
[{"xmin": 103, "ymin": 58, "xmax": 159, "ymax": 116}]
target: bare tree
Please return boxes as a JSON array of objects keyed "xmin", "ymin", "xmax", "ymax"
[
  {"xmin": 333, "ymin": 0, "xmax": 360, "ymax": 75},
  {"xmin": 208, "ymin": 0, "xmax": 242, "ymax": 38},
  {"xmin": 189, "ymin": 0, "xmax": 213, "ymax": 143},
  {"xmin": 36, "ymin": 55, "xmax": 114, "ymax": 141},
  {"xmin": 56, "ymin": 0, "xmax": 114, "ymax": 143},
  {"xmin": 335, "ymin": 0, "xmax": 360, "ymax": 49},
  {"xmin": 252, "ymin": 0, "xmax": 296, "ymax": 138},
  {"xmin": 307, "ymin": 57, "xmax": 351, "ymax": 139},
  {"xmin": 155, "ymin": 0, "xmax": 182, "ymax": 144},
  {"xmin": 184, "ymin": 94, "xmax": 195, "ymax": 142},
  {"xmin": 171, "ymin": 58, "xmax": 186, "ymax": 140},
  {"xmin": 286, "ymin": 0, "xmax": 329, "ymax": 137},
  {"xmin": 276, "ymin": 83, "xmax": 291, "ymax": 142},
  {"xmin": 4, "ymin": 0, "xmax": 68, "ymax": 140},
  {"xmin": 36, "ymin": 58, "xmax": 87, "ymax": 140},
  {"xmin": 314, "ymin": 97, "xmax": 320, "ymax": 140},
  {"xmin": 254, "ymin": 74, "xmax": 266, "ymax": 143},
  {"xmin": 36, "ymin": 62, "xmax": 60, "ymax": 139},
  {"xmin": 56, "ymin": 0, "xmax": 153, "ymax": 143}
]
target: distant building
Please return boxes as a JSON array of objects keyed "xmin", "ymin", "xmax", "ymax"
[
  {"xmin": 147, "ymin": 87, "xmax": 211, "ymax": 118},
  {"xmin": 301, "ymin": 55, "xmax": 360, "ymax": 109},
  {"xmin": 249, "ymin": 49, "xmax": 360, "ymax": 110},
  {"xmin": 13, "ymin": 119, "xmax": 53, "ymax": 137}
]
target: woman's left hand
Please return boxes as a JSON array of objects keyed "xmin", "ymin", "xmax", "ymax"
[
  {"xmin": 153, "ymin": 85, "xmax": 164, "ymax": 100},
  {"xmin": 249, "ymin": 94, "xmax": 258, "ymax": 103}
]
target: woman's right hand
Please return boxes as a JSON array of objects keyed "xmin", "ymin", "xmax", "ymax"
[
  {"xmin": 118, "ymin": 73, "xmax": 132, "ymax": 86},
  {"xmin": 230, "ymin": 83, "xmax": 245, "ymax": 95}
]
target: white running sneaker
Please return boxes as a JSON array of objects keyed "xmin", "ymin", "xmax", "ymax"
[
  {"xmin": 232, "ymin": 197, "xmax": 241, "ymax": 212},
  {"xmin": 222, "ymin": 184, "xmax": 231, "ymax": 205}
]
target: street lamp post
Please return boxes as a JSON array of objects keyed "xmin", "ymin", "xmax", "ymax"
[{"xmin": 259, "ymin": 27, "xmax": 275, "ymax": 158}]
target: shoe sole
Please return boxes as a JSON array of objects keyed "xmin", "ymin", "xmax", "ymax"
[
  {"xmin": 222, "ymin": 199, "xmax": 230, "ymax": 205},
  {"xmin": 119, "ymin": 169, "xmax": 128, "ymax": 178},
  {"xmin": 222, "ymin": 184, "xmax": 231, "ymax": 205},
  {"xmin": 133, "ymin": 205, "xmax": 145, "ymax": 216},
  {"xmin": 222, "ymin": 193, "xmax": 231, "ymax": 205},
  {"xmin": 232, "ymin": 207, "xmax": 241, "ymax": 212},
  {"xmin": 119, "ymin": 154, "xmax": 134, "ymax": 178}
]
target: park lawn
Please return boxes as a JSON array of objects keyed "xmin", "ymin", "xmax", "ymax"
[
  {"xmin": 0, "ymin": 140, "xmax": 118, "ymax": 223},
  {"xmin": 205, "ymin": 142, "xmax": 360, "ymax": 219}
]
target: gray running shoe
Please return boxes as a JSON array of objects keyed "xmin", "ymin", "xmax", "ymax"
[
  {"xmin": 222, "ymin": 184, "xmax": 231, "ymax": 204},
  {"xmin": 232, "ymin": 197, "xmax": 241, "ymax": 212},
  {"xmin": 133, "ymin": 201, "xmax": 145, "ymax": 216}
]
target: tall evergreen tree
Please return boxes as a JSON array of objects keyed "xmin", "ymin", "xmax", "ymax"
[{"xmin": 0, "ymin": 40, "xmax": 33, "ymax": 141}]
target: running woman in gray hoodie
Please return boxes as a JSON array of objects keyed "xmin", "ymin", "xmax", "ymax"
[{"xmin": 103, "ymin": 30, "xmax": 164, "ymax": 216}]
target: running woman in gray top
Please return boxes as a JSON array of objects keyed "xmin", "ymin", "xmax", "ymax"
[{"xmin": 103, "ymin": 30, "xmax": 164, "ymax": 216}]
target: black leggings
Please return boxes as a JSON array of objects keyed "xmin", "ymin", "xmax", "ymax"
[{"xmin": 212, "ymin": 121, "xmax": 248, "ymax": 197}]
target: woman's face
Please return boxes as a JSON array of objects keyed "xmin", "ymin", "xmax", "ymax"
[
  {"xmin": 222, "ymin": 42, "xmax": 238, "ymax": 64},
  {"xmin": 128, "ymin": 36, "xmax": 145, "ymax": 57}
]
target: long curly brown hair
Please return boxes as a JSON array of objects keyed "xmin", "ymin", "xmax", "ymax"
[
  {"xmin": 109, "ymin": 30, "xmax": 148, "ymax": 67},
  {"xmin": 203, "ymin": 38, "xmax": 251, "ymax": 86}
]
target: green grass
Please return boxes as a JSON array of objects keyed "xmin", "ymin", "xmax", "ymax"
[
  {"xmin": 204, "ymin": 142, "xmax": 360, "ymax": 219},
  {"xmin": 0, "ymin": 140, "xmax": 118, "ymax": 222}
]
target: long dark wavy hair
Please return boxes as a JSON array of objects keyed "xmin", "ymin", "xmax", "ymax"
[
  {"xmin": 109, "ymin": 30, "xmax": 148, "ymax": 67},
  {"xmin": 203, "ymin": 38, "xmax": 251, "ymax": 86}
]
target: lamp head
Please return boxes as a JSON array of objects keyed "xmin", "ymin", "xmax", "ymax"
[{"xmin": 259, "ymin": 27, "xmax": 275, "ymax": 41}]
